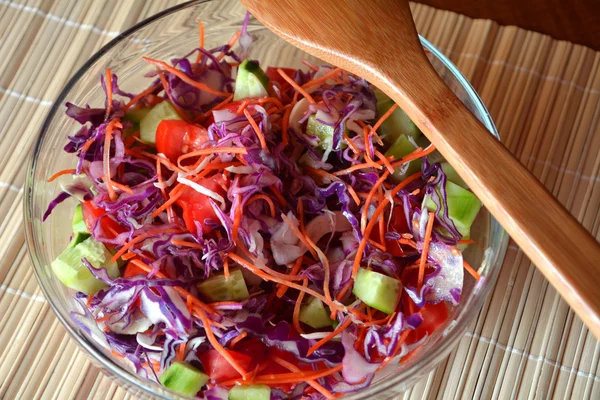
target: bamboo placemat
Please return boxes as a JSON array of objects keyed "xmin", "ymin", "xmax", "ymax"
[{"xmin": 1, "ymin": 0, "xmax": 599, "ymax": 399}]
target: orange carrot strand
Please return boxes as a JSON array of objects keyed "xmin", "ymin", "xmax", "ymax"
[
  {"xmin": 418, "ymin": 212, "xmax": 435, "ymax": 291},
  {"xmin": 47, "ymin": 168, "xmax": 77, "ymax": 182}
]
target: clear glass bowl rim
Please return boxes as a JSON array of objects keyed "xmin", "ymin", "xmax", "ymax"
[{"xmin": 23, "ymin": 0, "xmax": 508, "ymax": 398}]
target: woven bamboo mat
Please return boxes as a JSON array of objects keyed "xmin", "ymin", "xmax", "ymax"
[{"xmin": 1, "ymin": 0, "xmax": 599, "ymax": 399}]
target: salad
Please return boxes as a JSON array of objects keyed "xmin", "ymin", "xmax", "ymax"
[{"xmin": 45, "ymin": 14, "xmax": 482, "ymax": 400}]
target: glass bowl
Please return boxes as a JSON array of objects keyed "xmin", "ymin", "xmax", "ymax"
[{"xmin": 24, "ymin": 0, "xmax": 509, "ymax": 398}]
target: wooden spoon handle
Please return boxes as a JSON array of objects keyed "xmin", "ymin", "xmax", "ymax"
[{"xmin": 376, "ymin": 66, "xmax": 600, "ymax": 337}]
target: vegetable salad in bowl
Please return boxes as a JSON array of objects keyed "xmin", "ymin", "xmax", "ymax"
[{"xmin": 43, "ymin": 12, "xmax": 486, "ymax": 400}]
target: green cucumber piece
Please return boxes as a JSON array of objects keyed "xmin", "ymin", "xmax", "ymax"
[
  {"xmin": 299, "ymin": 296, "xmax": 333, "ymax": 329},
  {"xmin": 124, "ymin": 107, "xmax": 150, "ymax": 123},
  {"xmin": 424, "ymin": 180, "xmax": 481, "ymax": 238},
  {"xmin": 374, "ymin": 88, "xmax": 421, "ymax": 143},
  {"xmin": 352, "ymin": 268, "xmax": 402, "ymax": 314},
  {"xmin": 385, "ymin": 134, "xmax": 422, "ymax": 183},
  {"xmin": 69, "ymin": 232, "xmax": 91, "ymax": 248},
  {"xmin": 440, "ymin": 162, "xmax": 469, "ymax": 189},
  {"xmin": 307, "ymin": 114, "xmax": 335, "ymax": 150},
  {"xmin": 51, "ymin": 236, "xmax": 119, "ymax": 295},
  {"xmin": 228, "ymin": 384, "xmax": 271, "ymax": 400},
  {"xmin": 197, "ymin": 269, "xmax": 249, "ymax": 302},
  {"xmin": 139, "ymin": 101, "xmax": 182, "ymax": 144},
  {"xmin": 159, "ymin": 362, "xmax": 208, "ymax": 396},
  {"xmin": 233, "ymin": 59, "xmax": 270, "ymax": 101},
  {"xmin": 72, "ymin": 204, "xmax": 88, "ymax": 234}
]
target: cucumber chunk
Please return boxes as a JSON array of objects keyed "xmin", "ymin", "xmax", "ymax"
[
  {"xmin": 352, "ymin": 268, "xmax": 402, "ymax": 314},
  {"xmin": 72, "ymin": 204, "xmax": 88, "ymax": 234},
  {"xmin": 69, "ymin": 232, "xmax": 91, "ymax": 248},
  {"xmin": 385, "ymin": 134, "xmax": 422, "ymax": 183},
  {"xmin": 139, "ymin": 101, "xmax": 182, "ymax": 144},
  {"xmin": 51, "ymin": 236, "xmax": 119, "ymax": 295},
  {"xmin": 440, "ymin": 162, "xmax": 469, "ymax": 189},
  {"xmin": 159, "ymin": 361, "xmax": 208, "ymax": 396},
  {"xmin": 424, "ymin": 180, "xmax": 481, "ymax": 238},
  {"xmin": 69, "ymin": 204, "xmax": 90, "ymax": 247},
  {"xmin": 233, "ymin": 59, "xmax": 270, "ymax": 101},
  {"xmin": 228, "ymin": 384, "xmax": 271, "ymax": 400},
  {"xmin": 299, "ymin": 296, "xmax": 333, "ymax": 329},
  {"xmin": 307, "ymin": 114, "xmax": 334, "ymax": 150},
  {"xmin": 197, "ymin": 269, "xmax": 249, "ymax": 302},
  {"xmin": 374, "ymin": 89, "xmax": 421, "ymax": 143},
  {"xmin": 124, "ymin": 106, "xmax": 150, "ymax": 123}
]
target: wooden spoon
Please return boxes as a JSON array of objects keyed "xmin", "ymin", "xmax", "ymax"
[{"xmin": 242, "ymin": 0, "xmax": 600, "ymax": 337}]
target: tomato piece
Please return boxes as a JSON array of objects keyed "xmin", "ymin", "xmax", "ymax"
[
  {"xmin": 176, "ymin": 175, "xmax": 227, "ymax": 235},
  {"xmin": 369, "ymin": 206, "xmax": 412, "ymax": 257},
  {"xmin": 123, "ymin": 262, "xmax": 146, "ymax": 278},
  {"xmin": 198, "ymin": 349, "xmax": 252, "ymax": 383},
  {"xmin": 81, "ymin": 200, "xmax": 125, "ymax": 239},
  {"xmin": 155, "ymin": 120, "xmax": 209, "ymax": 163},
  {"xmin": 407, "ymin": 302, "xmax": 449, "ymax": 343}
]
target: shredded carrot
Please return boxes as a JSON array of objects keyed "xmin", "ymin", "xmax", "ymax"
[
  {"xmin": 301, "ymin": 60, "xmax": 320, "ymax": 72},
  {"xmin": 47, "ymin": 168, "xmax": 77, "ymax": 182},
  {"xmin": 243, "ymin": 109, "xmax": 268, "ymax": 151},
  {"xmin": 360, "ymin": 170, "xmax": 390, "ymax": 233},
  {"xmin": 390, "ymin": 145, "xmax": 436, "ymax": 168},
  {"xmin": 176, "ymin": 342, "xmax": 186, "ymax": 361},
  {"xmin": 463, "ymin": 259, "xmax": 481, "ymax": 280},
  {"xmin": 236, "ymin": 99, "xmax": 249, "ymax": 115},
  {"xmin": 232, "ymin": 194, "xmax": 242, "ymax": 243},
  {"xmin": 223, "ymin": 256, "xmax": 230, "ymax": 279},
  {"xmin": 277, "ymin": 69, "xmax": 315, "ymax": 104},
  {"xmin": 195, "ymin": 21, "xmax": 205, "ymax": 64},
  {"xmin": 378, "ymin": 329, "xmax": 411, "ymax": 370},
  {"xmin": 306, "ymin": 318, "xmax": 352, "ymax": 356},
  {"xmin": 177, "ymin": 146, "xmax": 247, "ymax": 164},
  {"xmin": 171, "ymin": 239, "xmax": 204, "ymax": 250},
  {"xmin": 370, "ymin": 103, "xmax": 398, "ymax": 137},
  {"xmin": 375, "ymin": 150, "xmax": 395, "ymax": 174},
  {"xmin": 229, "ymin": 331, "xmax": 248, "ymax": 348},
  {"xmin": 458, "ymin": 239, "xmax": 475, "ymax": 245},
  {"xmin": 220, "ymin": 365, "xmax": 343, "ymax": 386},
  {"xmin": 111, "ymin": 227, "xmax": 181, "ymax": 263},
  {"xmin": 216, "ymin": 30, "xmax": 241, "ymax": 62},
  {"xmin": 142, "ymin": 57, "xmax": 231, "ymax": 97},
  {"xmin": 333, "ymin": 161, "xmax": 383, "ymax": 176},
  {"xmin": 105, "ymin": 69, "xmax": 113, "ymax": 119},
  {"xmin": 270, "ymin": 356, "xmax": 336, "ymax": 399},
  {"xmin": 343, "ymin": 134, "xmax": 360, "ymax": 154},
  {"xmin": 227, "ymin": 252, "xmax": 344, "ymax": 312},
  {"xmin": 276, "ymin": 256, "xmax": 303, "ymax": 298},
  {"xmin": 268, "ymin": 185, "xmax": 287, "ymax": 206},
  {"xmin": 103, "ymin": 119, "xmax": 121, "ymax": 201},
  {"xmin": 302, "ymin": 67, "xmax": 343, "ymax": 88},
  {"xmin": 293, "ymin": 278, "xmax": 308, "ymax": 334},
  {"xmin": 362, "ymin": 125, "xmax": 379, "ymax": 168},
  {"xmin": 281, "ymin": 102, "xmax": 292, "ymax": 147},
  {"xmin": 123, "ymin": 83, "xmax": 160, "ymax": 111},
  {"xmin": 246, "ymin": 193, "xmax": 276, "ymax": 218},
  {"xmin": 352, "ymin": 172, "xmax": 422, "ymax": 278},
  {"xmin": 196, "ymin": 307, "xmax": 250, "ymax": 379},
  {"xmin": 110, "ymin": 181, "xmax": 134, "ymax": 194},
  {"xmin": 417, "ymin": 212, "xmax": 435, "ymax": 291},
  {"xmin": 198, "ymin": 94, "xmax": 234, "ymax": 120},
  {"xmin": 125, "ymin": 149, "xmax": 185, "ymax": 173}
]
